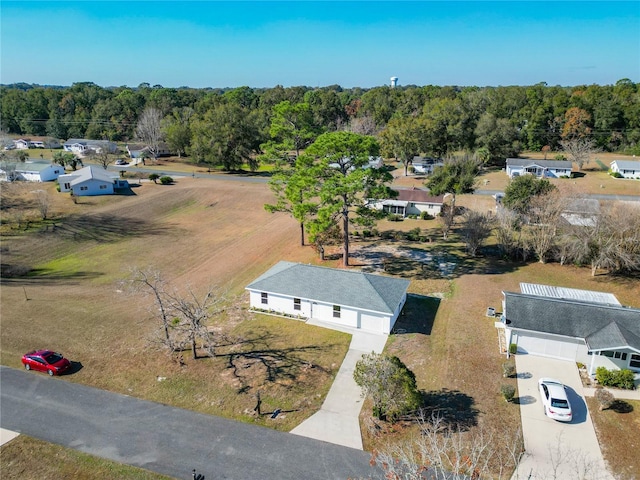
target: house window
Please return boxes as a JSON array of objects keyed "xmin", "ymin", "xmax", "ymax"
[
  {"xmin": 293, "ymin": 298, "xmax": 301, "ymax": 310},
  {"xmin": 333, "ymin": 305, "xmax": 341, "ymax": 318},
  {"xmin": 80, "ymin": 186, "xmax": 88, "ymax": 191},
  {"xmin": 261, "ymin": 292, "xmax": 268, "ymax": 304},
  {"xmin": 64, "ymin": 183, "xmax": 70, "ymax": 189},
  {"xmin": 630, "ymin": 354, "xmax": 640, "ymax": 369},
  {"xmin": 99, "ymin": 185, "xmax": 107, "ymax": 189}
]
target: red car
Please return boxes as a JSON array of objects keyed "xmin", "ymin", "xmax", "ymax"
[{"xmin": 21, "ymin": 350, "xmax": 71, "ymax": 376}]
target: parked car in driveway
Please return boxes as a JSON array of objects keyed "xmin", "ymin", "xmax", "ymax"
[
  {"xmin": 538, "ymin": 378, "xmax": 572, "ymax": 422},
  {"xmin": 115, "ymin": 159, "xmax": 128, "ymax": 166},
  {"xmin": 21, "ymin": 350, "xmax": 71, "ymax": 376}
]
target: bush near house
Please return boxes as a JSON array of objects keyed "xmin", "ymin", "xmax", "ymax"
[
  {"xmin": 501, "ymin": 384, "xmax": 516, "ymax": 402},
  {"xmin": 502, "ymin": 361, "xmax": 516, "ymax": 378},
  {"xmin": 608, "ymin": 169, "xmax": 623, "ymax": 178},
  {"xmin": 159, "ymin": 176, "xmax": 174, "ymax": 185},
  {"xmin": 596, "ymin": 367, "xmax": 636, "ymax": 390}
]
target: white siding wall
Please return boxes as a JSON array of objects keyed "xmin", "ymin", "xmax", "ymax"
[
  {"xmin": 407, "ymin": 203, "xmax": 442, "ymax": 217},
  {"xmin": 71, "ymin": 180, "xmax": 114, "ymax": 196},
  {"xmin": 248, "ymin": 289, "xmax": 398, "ymax": 334}
]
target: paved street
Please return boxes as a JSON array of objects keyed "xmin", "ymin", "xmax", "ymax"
[{"xmin": 0, "ymin": 366, "xmax": 376, "ymax": 480}]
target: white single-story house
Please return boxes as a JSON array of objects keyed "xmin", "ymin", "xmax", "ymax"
[
  {"xmin": 0, "ymin": 161, "xmax": 65, "ymax": 182},
  {"xmin": 506, "ymin": 158, "xmax": 573, "ymax": 179},
  {"xmin": 246, "ymin": 261, "xmax": 410, "ymax": 335},
  {"xmin": 502, "ymin": 283, "xmax": 640, "ymax": 376},
  {"xmin": 610, "ymin": 159, "xmax": 640, "ymax": 179},
  {"xmin": 63, "ymin": 139, "xmax": 117, "ymax": 156},
  {"xmin": 14, "ymin": 139, "xmax": 32, "ymax": 150},
  {"xmin": 412, "ymin": 156, "xmax": 444, "ymax": 174},
  {"xmin": 126, "ymin": 142, "xmax": 171, "ymax": 159},
  {"xmin": 371, "ymin": 188, "xmax": 445, "ymax": 217},
  {"xmin": 58, "ymin": 165, "xmax": 129, "ymax": 196}
]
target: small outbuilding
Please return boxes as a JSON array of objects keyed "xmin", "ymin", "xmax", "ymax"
[{"xmin": 246, "ymin": 261, "xmax": 410, "ymax": 335}]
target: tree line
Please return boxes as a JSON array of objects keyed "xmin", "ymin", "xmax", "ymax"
[{"xmin": 2, "ymin": 79, "xmax": 639, "ymax": 169}]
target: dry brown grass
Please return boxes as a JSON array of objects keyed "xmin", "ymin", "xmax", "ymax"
[
  {"xmin": 0, "ymin": 435, "xmax": 172, "ymax": 480},
  {"xmin": 586, "ymin": 398, "xmax": 640, "ymax": 480}
]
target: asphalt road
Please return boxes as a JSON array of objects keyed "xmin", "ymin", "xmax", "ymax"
[{"xmin": 0, "ymin": 366, "xmax": 376, "ymax": 480}]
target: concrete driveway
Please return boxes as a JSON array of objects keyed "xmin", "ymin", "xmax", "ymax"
[
  {"xmin": 512, "ymin": 354, "xmax": 613, "ymax": 480},
  {"xmin": 291, "ymin": 320, "xmax": 388, "ymax": 450}
]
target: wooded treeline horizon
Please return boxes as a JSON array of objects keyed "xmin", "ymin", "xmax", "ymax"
[{"xmin": 2, "ymin": 79, "xmax": 639, "ymax": 167}]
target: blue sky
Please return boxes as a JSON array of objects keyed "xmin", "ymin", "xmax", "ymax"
[{"xmin": 1, "ymin": 1, "xmax": 638, "ymax": 88}]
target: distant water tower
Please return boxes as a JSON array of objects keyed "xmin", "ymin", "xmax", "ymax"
[{"xmin": 390, "ymin": 76, "xmax": 398, "ymax": 88}]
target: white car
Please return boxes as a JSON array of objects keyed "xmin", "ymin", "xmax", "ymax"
[
  {"xmin": 115, "ymin": 159, "xmax": 128, "ymax": 166},
  {"xmin": 538, "ymin": 378, "xmax": 572, "ymax": 422}
]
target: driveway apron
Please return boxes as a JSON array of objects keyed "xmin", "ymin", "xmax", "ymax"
[
  {"xmin": 512, "ymin": 354, "xmax": 613, "ymax": 480},
  {"xmin": 291, "ymin": 322, "xmax": 388, "ymax": 450}
]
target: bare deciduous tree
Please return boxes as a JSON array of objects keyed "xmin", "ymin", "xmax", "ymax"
[
  {"xmin": 88, "ymin": 141, "xmax": 114, "ymax": 169},
  {"xmin": 125, "ymin": 268, "xmax": 227, "ymax": 359},
  {"xmin": 560, "ymin": 138, "xmax": 598, "ymax": 170},
  {"xmin": 33, "ymin": 189, "xmax": 50, "ymax": 220},
  {"xmin": 495, "ymin": 207, "xmax": 522, "ymax": 260},
  {"xmin": 347, "ymin": 115, "xmax": 379, "ymax": 135},
  {"xmin": 371, "ymin": 413, "xmax": 522, "ymax": 480},
  {"xmin": 523, "ymin": 191, "xmax": 566, "ymax": 263},
  {"xmin": 136, "ymin": 107, "xmax": 164, "ymax": 161},
  {"xmin": 461, "ymin": 210, "xmax": 494, "ymax": 256}
]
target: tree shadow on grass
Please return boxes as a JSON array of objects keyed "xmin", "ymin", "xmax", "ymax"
[
  {"xmin": 47, "ymin": 213, "xmax": 169, "ymax": 243},
  {"xmin": 216, "ymin": 332, "xmax": 337, "ymax": 394},
  {"xmin": 609, "ymin": 400, "xmax": 634, "ymax": 414},
  {"xmin": 1, "ymin": 267, "xmax": 104, "ymax": 286},
  {"xmin": 420, "ymin": 389, "xmax": 479, "ymax": 430}
]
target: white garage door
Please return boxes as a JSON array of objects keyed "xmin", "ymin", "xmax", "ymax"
[
  {"xmin": 360, "ymin": 313, "xmax": 385, "ymax": 334},
  {"xmin": 515, "ymin": 331, "xmax": 580, "ymax": 361}
]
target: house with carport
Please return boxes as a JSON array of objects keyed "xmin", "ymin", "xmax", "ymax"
[
  {"xmin": 371, "ymin": 188, "xmax": 445, "ymax": 218},
  {"xmin": 502, "ymin": 283, "xmax": 640, "ymax": 377},
  {"xmin": 63, "ymin": 139, "xmax": 117, "ymax": 156},
  {"xmin": 610, "ymin": 159, "xmax": 640, "ymax": 179},
  {"xmin": 246, "ymin": 261, "xmax": 410, "ymax": 335},
  {"xmin": 506, "ymin": 158, "xmax": 573, "ymax": 179},
  {"xmin": 58, "ymin": 165, "xmax": 128, "ymax": 196}
]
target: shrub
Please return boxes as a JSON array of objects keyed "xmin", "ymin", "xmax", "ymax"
[
  {"xmin": 406, "ymin": 227, "xmax": 422, "ymax": 242},
  {"xmin": 159, "ymin": 175, "xmax": 174, "ymax": 185},
  {"xmin": 608, "ymin": 169, "xmax": 623, "ymax": 178},
  {"xmin": 371, "ymin": 228, "xmax": 379, "ymax": 237},
  {"xmin": 352, "ymin": 230, "xmax": 360, "ymax": 237},
  {"xmin": 420, "ymin": 211, "xmax": 434, "ymax": 220},
  {"xmin": 596, "ymin": 367, "xmax": 636, "ymax": 390},
  {"xmin": 501, "ymin": 384, "xmax": 516, "ymax": 402},
  {"xmin": 388, "ymin": 214, "xmax": 403, "ymax": 222},
  {"xmin": 509, "ymin": 343, "xmax": 518, "ymax": 355},
  {"xmin": 594, "ymin": 388, "xmax": 615, "ymax": 411},
  {"xmin": 502, "ymin": 361, "xmax": 516, "ymax": 378},
  {"xmin": 362, "ymin": 229, "xmax": 371, "ymax": 238},
  {"xmin": 554, "ymin": 154, "xmax": 567, "ymax": 161},
  {"xmin": 148, "ymin": 173, "xmax": 160, "ymax": 184}
]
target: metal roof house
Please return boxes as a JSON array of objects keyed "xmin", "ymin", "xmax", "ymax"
[
  {"xmin": 58, "ymin": 165, "xmax": 128, "ymax": 196},
  {"xmin": 610, "ymin": 159, "xmax": 640, "ymax": 179},
  {"xmin": 505, "ymin": 158, "xmax": 573, "ymax": 179},
  {"xmin": 502, "ymin": 284, "xmax": 640, "ymax": 376},
  {"xmin": 63, "ymin": 139, "xmax": 117, "ymax": 156},
  {"xmin": 246, "ymin": 261, "xmax": 410, "ymax": 335}
]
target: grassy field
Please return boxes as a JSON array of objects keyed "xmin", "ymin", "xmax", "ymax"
[
  {"xmin": 586, "ymin": 398, "xmax": 640, "ymax": 480},
  {"xmin": 1, "ymin": 171, "xmax": 639, "ymax": 479},
  {"xmin": 0, "ymin": 435, "xmax": 172, "ymax": 480}
]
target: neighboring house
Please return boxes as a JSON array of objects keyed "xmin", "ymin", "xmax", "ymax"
[
  {"xmin": 58, "ymin": 165, "xmax": 128, "ymax": 196},
  {"xmin": 412, "ymin": 156, "xmax": 444, "ymax": 174},
  {"xmin": 610, "ymin": 159, "xmax": 640, "ymax": 179},
  {"xmin": 0, "ymin": 161, "xmax": 65, "ymax": 182},
  {"xmin": 126, "ymin": 142, "xmax": 171, "ymax": 159},
  {"xmin": 371, "ymin": 188, "xmax": 445, "ymax": 217},
  {"xmin": 506, "ymin": 158, "xmax": 573, "ymax": 179},
  {"xmin": 502, "ymin": 283, "xmax": 640, "ymax": 376},
  {"xmin": 560, "ymin": 198, "xmax": 600, "ymax": 227},
  {"xmin": 328, "ymin": 156, "xmax": 384, "ymax": 171},
  {"xmin": 63, "ymin": 139, "xmax": 117, "ymax": 156},
  {"xmin": 246, "ymin": 261, "xmax": 410, "ymax": 335},
  {"xmin": 14, "ymin": 139, "xmax": 32, "ymax": 150}
]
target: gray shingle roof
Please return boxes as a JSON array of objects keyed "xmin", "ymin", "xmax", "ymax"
[
  {"xmin": 66, "ymin": 165, "xmax": 118, "ymax": 185},
  {"xmin": 246, "ymin": 261, "xmax": 410, "ymax": 314},
  {"xmin": 504, "ymin": 292, "xmax": 640, "ymax": 351},
  {"xmin": 611, "ymin": 159, "xmax": 640, "ymax": 170},
  {"xmin": 506, "ymin": 158, "xmax": 573, "ymax": 169}
]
